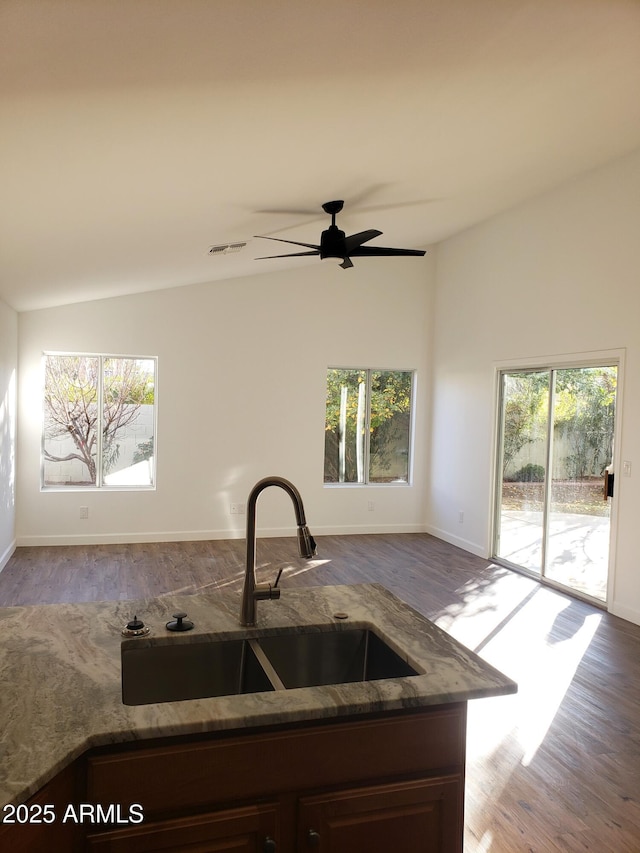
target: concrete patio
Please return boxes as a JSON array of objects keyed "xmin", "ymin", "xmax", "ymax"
[{"xmin": 497, "ymin": 509, "xmax": 610, "ymax": 602}]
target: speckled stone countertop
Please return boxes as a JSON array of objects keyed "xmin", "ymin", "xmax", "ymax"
[{"xmin": 0, "ymin": 583, "xmax": 516, "ymax": 806}]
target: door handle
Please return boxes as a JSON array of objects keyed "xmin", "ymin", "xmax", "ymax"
[{"xmin": 604, "ymin": 467, "xmax": 614, "ymax": 499}]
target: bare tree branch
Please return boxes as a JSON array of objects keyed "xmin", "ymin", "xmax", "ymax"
[{"xmin": 43, "ymin": 355, "xmax": 154, "ymax": 485}]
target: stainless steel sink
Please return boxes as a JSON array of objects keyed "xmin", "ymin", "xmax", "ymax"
[
  {"xmin": 122, "ymin": 628, "xmax": 419, "ymax": 706},
  {"xmin": 257, "ymin": 629, "xmax": 418, "ymax": 688},
  {"xmin": 121, "ymin": 638, "xmax": 275, "ymax": 706}
]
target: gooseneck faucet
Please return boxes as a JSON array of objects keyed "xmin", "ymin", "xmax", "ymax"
[{"xmin": 240, "ymin": 476, "xmax": 317, "ymax": 626}]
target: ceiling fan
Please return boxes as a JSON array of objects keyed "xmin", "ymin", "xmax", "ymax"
[{"xmin": 254, "ymin": 200, "xmax": 426, "ymax": 270}]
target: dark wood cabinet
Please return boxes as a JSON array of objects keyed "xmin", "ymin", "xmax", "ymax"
[
  {"xmin": 2, "ymin": 704, "xmax": 466, "ymax": 852},
  {"xmin": 85, "ymin": 803, "xmax": 280, "ymax": 852},
  {"xmin": 298, "ymin": 775, "xmax": 462, "ymax": 853},
  {"xmin": 0, "ymin": 762, "xmax": 79, "ymax": 853}
]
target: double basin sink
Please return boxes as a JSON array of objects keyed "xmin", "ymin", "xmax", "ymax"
[{"xmin": 122, "ymin": 627, "xmax": 420, "ymax": 706}]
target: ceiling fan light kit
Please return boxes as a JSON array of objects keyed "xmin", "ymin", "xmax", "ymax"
[{"xmin": 254, "ymin": 200, "xmax": 426, "ymax": 270}]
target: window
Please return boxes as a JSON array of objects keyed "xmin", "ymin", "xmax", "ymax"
[
  {"xmin": 324, "ymin": 368, "xmax": 414, "ymax": 484},
  {"xmin": 42, "ymin": 354, "xmax": 156, "ymax": 488}
]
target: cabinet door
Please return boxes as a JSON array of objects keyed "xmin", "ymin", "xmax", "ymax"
[
  {"xmin": 0, "ymin": 762, "xmax": 81, "ymax": 853},
  {"xmin": 298, "ymin": 776, "xmax": 463, "ymax": 853},
  {"xmin": 85, "ymin": 802, "xmax": 279, "ymax": 852}
]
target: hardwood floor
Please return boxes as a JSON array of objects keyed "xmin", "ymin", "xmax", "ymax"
[{"xmin": 2, "ymin": 533, "xmax": 639, "ymax": 851}]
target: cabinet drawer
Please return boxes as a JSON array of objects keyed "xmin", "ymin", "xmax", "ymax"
[{"xmin": 87, "ymin": 706, "xmax": 466, "ymax": 816}]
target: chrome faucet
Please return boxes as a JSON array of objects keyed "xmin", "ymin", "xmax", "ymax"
[{"xmin": 240, "ymin": 476, "xmax": 317, "ymax": 626}]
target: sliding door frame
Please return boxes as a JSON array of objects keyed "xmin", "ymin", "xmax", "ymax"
[{"xmin": 490, "ymin": 349, "xmax": 626, "ymax": 611}]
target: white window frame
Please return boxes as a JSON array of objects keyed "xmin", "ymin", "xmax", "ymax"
[
  {"xmin": 323, "ymin": 367, "xmax": 416, "ymax": 487},
  {"xmin": 41, "ymin": 352, "xmax": 157, "ymax": 491}
]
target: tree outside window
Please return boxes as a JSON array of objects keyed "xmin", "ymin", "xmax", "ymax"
[
  {"xmin": 324, "ymin": 368, "xmax": 414, "ymax": 484},
  {"xmin": 42, "ymin": 354, "xmax": 156, "ymax": 487}
]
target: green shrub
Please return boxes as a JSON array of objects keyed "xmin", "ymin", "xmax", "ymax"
[{"xmin": 511, "ymin": 463, "xmax": 546, "ymax": 482}]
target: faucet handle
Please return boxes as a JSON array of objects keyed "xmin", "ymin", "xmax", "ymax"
[{"xmin": 253, "ymin": 575, "xmax": 282, "ymax": 602}]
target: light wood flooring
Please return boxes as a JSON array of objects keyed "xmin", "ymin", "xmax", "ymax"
[{"xmin": 2, "ymin": 533, "xmax": 639, "ymax": 852}]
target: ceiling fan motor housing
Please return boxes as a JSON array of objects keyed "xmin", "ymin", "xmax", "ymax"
[{"xmin": 320, "ymin": 226, "xmax": 346, "ymax": 260}]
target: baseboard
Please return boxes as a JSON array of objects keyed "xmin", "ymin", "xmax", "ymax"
[
  {"xmin": 609, "ymin": 601, "xmax": 640, "ymax": 627},
  {"xmin": 15, "ymin": 523, "xmax": 427, "ymax": 548},
  {"xmin": 423, "ymin": 525, "xmax": 487, "ymax": 559},
  {"xmin": 0, "ymin": 539, "xmax": 16, "ymax": 572},
  {"xmin": 16, "ymin": 530, "xmax": 244, "ymax": 547},
  {"xmin": 313, "ymin": 523, "xmax": 427, "ymax": 537}
]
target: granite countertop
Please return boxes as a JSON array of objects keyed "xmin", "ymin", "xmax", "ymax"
[{"xmin": 0, "ymin": 583, "xmax": 516, "ymax": 806}]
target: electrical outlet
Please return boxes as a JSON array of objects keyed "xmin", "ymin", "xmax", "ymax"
[
  {"xmin": 458, "ymin": 511, "xmax": 464, "ymax": 524},
  {"xmin": 623, "ymin": 461, "xmax": 632, "ymax": 477},
  {"xmin": 367, "ymin": 501, "xmax": 375, "ymax": 512},
  {"xmin": 230, "ymin": 503, "xmax": 245, "ymax": 515},
  {"xmin": 79, "ymin": 506, "xmax": 89, "ymax": 519}
]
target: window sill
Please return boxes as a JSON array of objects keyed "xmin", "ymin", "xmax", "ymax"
[
  {"xmin": 41, "ymin": 485, "xmax": 156, "ymax": 493},
  {"xmin": 323, "ymin": 481, "xmax": 411, "ymax": 488}
]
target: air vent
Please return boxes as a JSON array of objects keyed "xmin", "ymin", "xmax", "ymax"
[{"xmin": 208, "ymin": 242, "xmax": 247, "ymax": 256}]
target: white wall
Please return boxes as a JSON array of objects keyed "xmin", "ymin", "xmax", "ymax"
[
  {"xmin": 0, "ymin": 298, "xmax": 18, "ymax": 570},
  {"xmin": 17, "ymin": 256, "xmax": 434, "ymax": 545},
  {"xmin": 429, "ymin": 148, "xmax": 640, "ymax": 625}
]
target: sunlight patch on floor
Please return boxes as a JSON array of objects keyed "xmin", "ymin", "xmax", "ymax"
[
  {"xmin": 283, "ymin": 558, "xmax": 332, "ymax": 579},
  {"xmin": 466, "ymin": 590, "xmax": 601, "ymax": 767},
  {"xmin": 475, "ymin": 828, "xmax": 495, "ymax": 853},
  {"xmin": 514, "ymin": 608, "xmax": 601, "ymax": 766},
  {"xmin": 434, "ymin": 566, "xmax": 538, "ymax": 650}
]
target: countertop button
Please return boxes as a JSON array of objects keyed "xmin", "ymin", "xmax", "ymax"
[
  {"xmin": 121, "ymin": 615, "xmax": 150, "ymax": 637},
  {"xmin": 166, "ymin": 612, "xmax": 194, "ymax": 632}
]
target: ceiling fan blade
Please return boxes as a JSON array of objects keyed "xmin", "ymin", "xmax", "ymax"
[
  {"xmin": 339, "ymin": 257, "xmax": 354, "ymax": 270},
  {"xmin": 356, "ymin": 198, "xmax": 438, "ymax": 215},
  {"xmin": 254, "ymin": 235, "xmax": 320, "ymax": 250},
  {"xmin": 255, "ymin": 206, "xmax": 318, "ymax": 216},
  {"xmin": 343, "ymin": 229, "xmax": 382, "ymax": 253},
  {"xmin": 349, "ymin": 245, "xmax": 426, "ymax": 258},
  {"xmin": 255, "ymin": 250, "xmax": 320, "ymax": 260}
]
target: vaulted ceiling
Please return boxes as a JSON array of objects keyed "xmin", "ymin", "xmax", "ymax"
[{"xmin": 2, "ymin": 0, "xmax": 640, "ymax": 311}]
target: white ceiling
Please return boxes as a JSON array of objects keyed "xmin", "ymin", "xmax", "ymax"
[{"xmin": 2, "ymin": 0, "xmax": 640, "ymax": 312}]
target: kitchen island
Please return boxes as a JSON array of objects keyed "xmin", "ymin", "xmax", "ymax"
[{"xmin": 0, "ymin": 583, "xmax": 516, "ymax": 851}]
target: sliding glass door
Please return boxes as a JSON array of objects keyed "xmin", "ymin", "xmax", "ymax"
[{"xmin": 494, "ymin": 365, "xmax": 617, "ymax": 603}]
